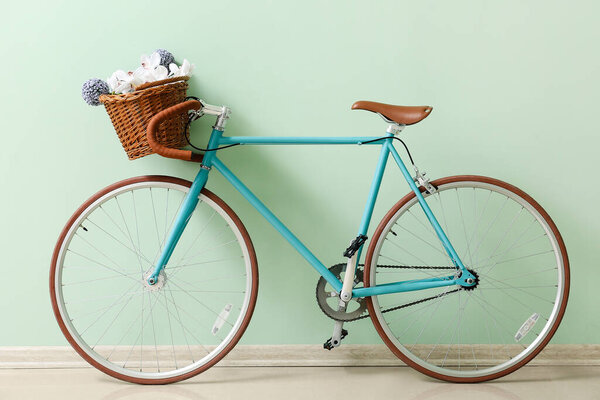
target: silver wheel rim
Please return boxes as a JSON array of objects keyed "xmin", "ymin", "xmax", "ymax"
[
  {"xmin": 54, "ymin": 181, "xmax": 254, "ymax": 380},
  {"xmin": 369, "ymin": 180, "xmax": 566, "ymax": 379}
]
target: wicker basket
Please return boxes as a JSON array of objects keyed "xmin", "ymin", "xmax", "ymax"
[{"xmin": 99, "ymin": 76, "xmax": 190, "ymax": 160}]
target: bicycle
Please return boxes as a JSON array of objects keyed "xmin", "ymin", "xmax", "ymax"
[{"xmin": 50, "ymin": 99, "xmax": 569, "ymax": 384}]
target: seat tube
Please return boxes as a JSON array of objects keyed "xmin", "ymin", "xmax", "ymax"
[
  {"xmin": 354, "ymin": 137, "xmax": 391, "ymax": 262},
  {"xmin": 147, "ymin": 128, "xmax": 223, "ymax": 284},
  {"xmin": 341, "ymin": 137, "xmax": 390, "ymax": 302}
]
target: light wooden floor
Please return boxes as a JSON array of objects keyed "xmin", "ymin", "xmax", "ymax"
[{"xmin": 0, "ymin": 366, "xmax": 599, "ymax": 400}]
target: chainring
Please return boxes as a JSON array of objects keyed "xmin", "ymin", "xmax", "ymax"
[{"xmin": 315, "ymin": 263, "xmax": 367, "ymax": 322}]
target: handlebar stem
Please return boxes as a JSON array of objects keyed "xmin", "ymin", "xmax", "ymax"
[
  {"xmin": 191, "ymin": 100, "xmax": 231, "ymax": 131},
  {"xmin": 213, "ymin": 106, "xmax": 231, "ymax": 131}
]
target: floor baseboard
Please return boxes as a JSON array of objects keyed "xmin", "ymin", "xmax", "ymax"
[{"xmin": 0, "ymin": 344, "xmax": 598, "ymax": 369}]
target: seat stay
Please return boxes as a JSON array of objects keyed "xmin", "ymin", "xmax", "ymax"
[{"xmin": 386, "ymin": 143, "xmax": 472, "ymax": 272}]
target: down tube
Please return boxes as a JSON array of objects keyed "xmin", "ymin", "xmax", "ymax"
[{"xmin": 211, "ymin": 156, "xmax": 343, "ymax": 292}]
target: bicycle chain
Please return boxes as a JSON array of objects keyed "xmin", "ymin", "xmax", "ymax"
[
  {"xmin": 376, "ymin": 265, "xmax": 456, "ymax": 270},
  {"xmin": 342, "ymin": 264, "xmax": 460, "ymax": 322}
]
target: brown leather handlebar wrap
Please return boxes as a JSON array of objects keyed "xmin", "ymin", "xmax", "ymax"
[{"xmin": 147, "ymin": 100, "xmax": 203, "ymax": 162}]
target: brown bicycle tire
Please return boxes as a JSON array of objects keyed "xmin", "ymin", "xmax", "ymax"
[
  {"xmin": 364, "ymin": 175, "xmax": 569, "ymax": 383},
  {"xmin": 50, "ymin": 175, "xmax": 259, "ymax": 384}
]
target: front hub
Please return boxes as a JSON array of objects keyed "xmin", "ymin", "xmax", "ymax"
[{"xmin": 144, "ymin": 269, "xmax": 167, "ymax": 291}]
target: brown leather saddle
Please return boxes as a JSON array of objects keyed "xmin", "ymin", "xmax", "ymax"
[{"xmin": 351, "ymin": 101, "xmax": 432, "ymax": 125}]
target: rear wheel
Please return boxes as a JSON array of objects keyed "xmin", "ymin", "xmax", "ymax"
[
  {"xmin": 364, "ymin": 175, "xmax": 569, "ymax": 382},
  {"xmin": 50, "ymin": 176, "xmax": 258, "ymax": 384}
]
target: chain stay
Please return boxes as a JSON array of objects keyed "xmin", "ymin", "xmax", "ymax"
[{"xmin": 344, "ymin": 264, "xmax": 460, "ymax": 322}]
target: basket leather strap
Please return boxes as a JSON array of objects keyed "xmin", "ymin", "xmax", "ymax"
[{"xmin": 147, "ymin": 100, "xmax": 203, "ymax": 162}]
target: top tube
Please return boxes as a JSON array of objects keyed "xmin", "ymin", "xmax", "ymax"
[{"xmin": 217, "ymin": 136, "xmax": 390, "ymax": 146}]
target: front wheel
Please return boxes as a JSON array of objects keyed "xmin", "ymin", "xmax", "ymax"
[
  {"xmin": 364, "ymin": 175, "xmax": 569, "ymax": 382},
  {"xmin": 50, "ymin": 176, "xmax": 258, "ymax": 384}
]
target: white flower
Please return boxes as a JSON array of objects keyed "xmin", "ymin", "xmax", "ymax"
[
  {"xmin": 140, "ymin": 52, "xmax": 161, "ymax": 70},
  {"xmin": 144, "ymin": 65, "xmax": 169, "ymax": 82},
  {"xmin": 106, "ymin": 52, "xmax": 194, "ymax": 94},
  {"xmin": 139, "ymin": 52, "xmax": 170, "ymax": 82},
  {"xmin": 107, "ymin": 70, "xmax": 129, "ymax": 93},
  {"xmin": 128, "ymin": 68, "xmax": 146, "ymax": 89},
  {"xmin": 169, "ymin": 59, "xmax": 195, "ymax": 77},
  {"xmin": 107, "ymin": 68, "xmax": 145, "ymax": 94}
]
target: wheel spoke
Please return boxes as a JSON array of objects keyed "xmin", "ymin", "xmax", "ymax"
[
  {"xmin": 162, "ymin": 285, "xmax": 227, "ymax": 344},
  {"xmin": 151, "ymin": 193, "xmax": 187, "ymax": 267},
  {"xmin": 167, "ymin": 280, "xmax": 234, "ymax": 327},
  {"xmin": 84, "ymin": 218, "xmax": 154, "ymax": 267},
  {"xmin": 395, "ymin": 223, "xmax": 453, "ymax": 262},
  {"xmin": 146, "ymin": 290, "xmax": 160, "ymax": 372},
  {"xmin": 456, "ymin": 189, "xmax": 474, "ymax": 266},
  {"xmin": 175, "ymin": 224, "xmax": 235, "ymax": 265},
  {"xmin": 65, "ymin": 249, "xmax": 140, "ymax": 285},
  {"xmin": 172, "ymin": 209, "xmax": 217, "ymax": 266},
  {"xmin": 115, "ymin": 196, "xmax": 145, "ymax": 275},
  {"xmin": 149, "ymin": 188, "xmax": 162, "ymax": 255},
  {"xmin": 78, "ymin": 281, "xmax": 139, "ymax": 336},
  {"xmin": 470, "ymin": 196, "xmax": 509, "ymax": 263},
  {"xmin": 473, "ymin": 218, "xmax": 538, "ymax": 269}
]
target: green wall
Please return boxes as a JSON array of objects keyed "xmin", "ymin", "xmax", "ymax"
[{"xmin": 1, "ymin": 0, "xmax": 598, "ymax": 345}]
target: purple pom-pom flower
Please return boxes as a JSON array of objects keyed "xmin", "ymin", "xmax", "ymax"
[
  {"xmin": 155, "ymin": 49, "xmax": 175, "ymax": 69},
  {"xmin": 82, "ymin": 78, "xmax": 109, "ymax": 106}
]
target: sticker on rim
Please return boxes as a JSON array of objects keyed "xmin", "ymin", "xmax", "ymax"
[
  {"xmin": 212, "ymin": 304, "xmax": 233, "ymax": 335},
  {"xmin": 515, "ymin": 313, "xmax": 540, "ymax": 342}
]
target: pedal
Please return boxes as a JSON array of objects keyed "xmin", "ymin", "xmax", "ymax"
[{"xmin": 323, "ymin": 329, "xmax": 348, "ymax": 350}]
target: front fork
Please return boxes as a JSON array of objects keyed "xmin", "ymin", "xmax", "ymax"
[
  {"xmin": 147, "ymin": 128, "xmax": 224, "ymax": 285},
  {"xmin": 146, "ymin": 167, "xmax": 209, "ymax": 285}
]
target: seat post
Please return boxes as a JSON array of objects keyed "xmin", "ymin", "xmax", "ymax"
[{"xmin": 387, "ymin": 123, "xmax": 405, "ymax": 135}]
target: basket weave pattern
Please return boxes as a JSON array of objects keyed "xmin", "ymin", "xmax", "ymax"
[{"xmin": 99, "ymin": 77, "xmax": 189, "ymax": 160}]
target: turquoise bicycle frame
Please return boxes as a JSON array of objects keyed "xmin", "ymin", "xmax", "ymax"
[{"xmin": 148, "ymin": 128, "xmax": 476, "ymax": 297}]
